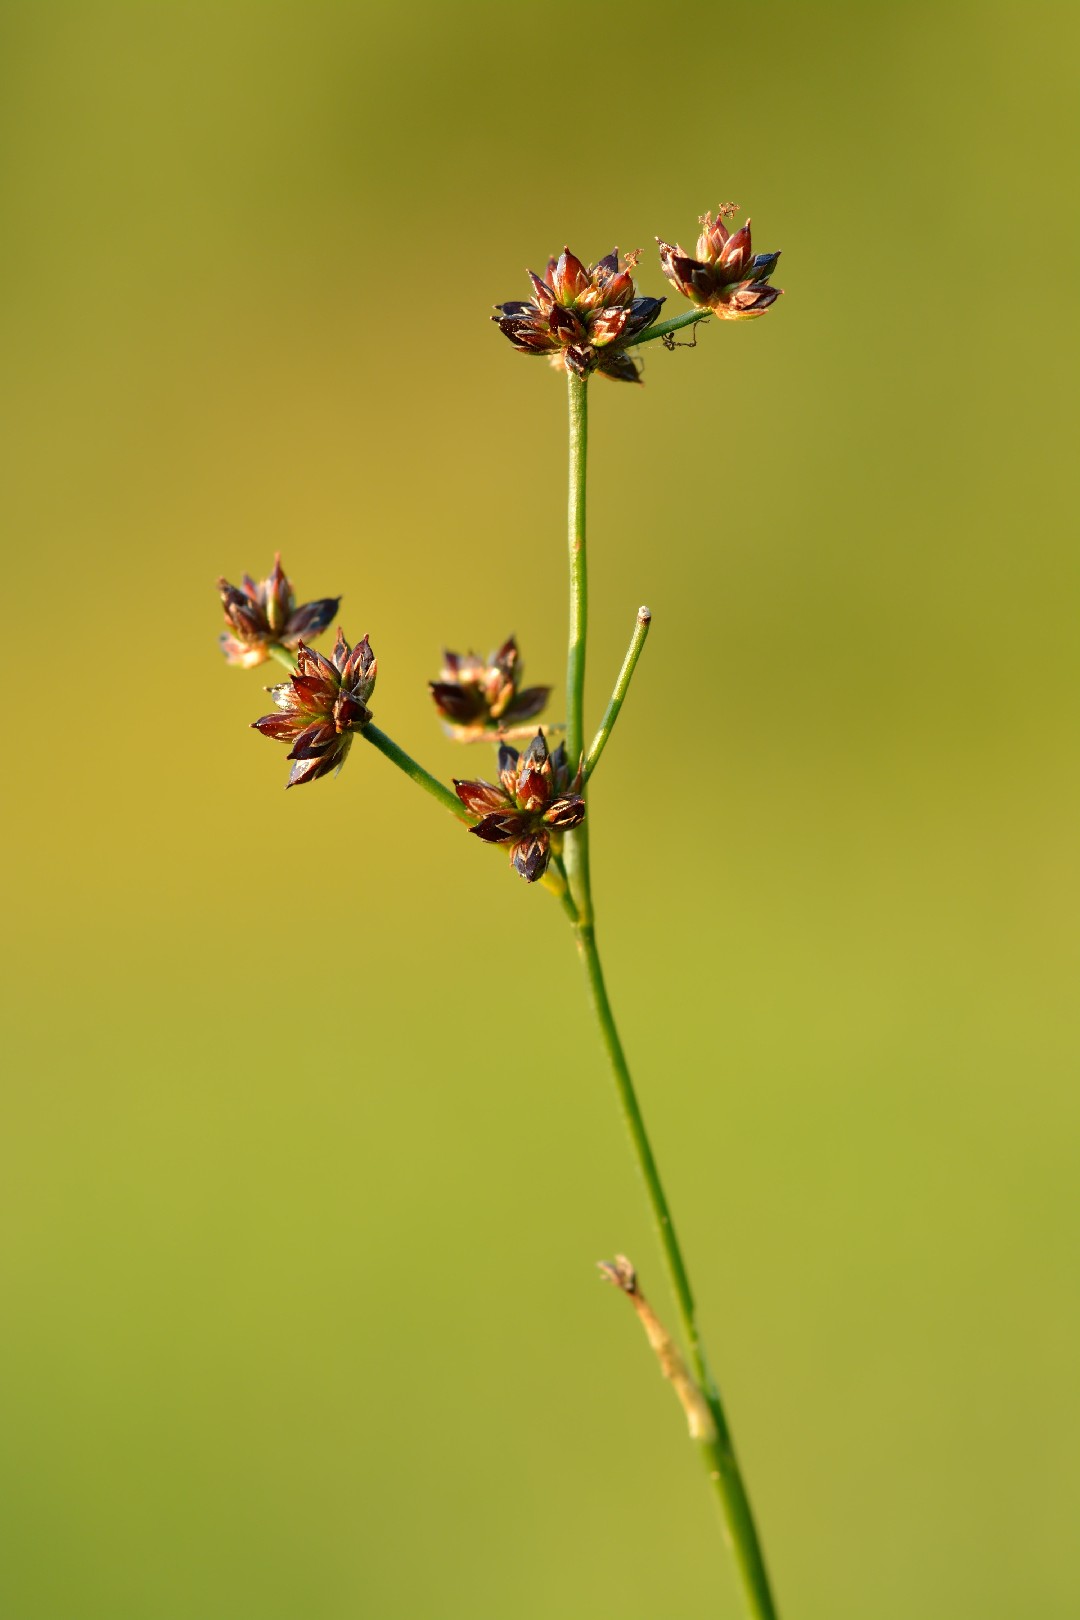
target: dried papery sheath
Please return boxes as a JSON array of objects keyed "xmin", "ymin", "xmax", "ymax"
[
  {"xmin": 454, "ymin": 729, "xmax": 584, "ymax": 883},
  {"xmin": 598, "ymin": 1255, "xmax": 717, "ymax": 1442},
  {"xmin": 217, "ymin": 553, "xmax": 340, "ymax": 668},
  {"xmin": 429, "ymin": 635, "xmax": 550, "ymax": 741},
  {"xmin": 493, "ymin": 247, "xmax": 665, "ymax": 383},
  {"xmin": 657, "ymin": 205, "xmax": 782, "ymax": 320},
  {"xmin": 252, "ymin": 628, "xmax": 376, "ymax": 788}
]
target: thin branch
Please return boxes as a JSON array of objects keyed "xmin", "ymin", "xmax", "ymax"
[
  {"xmin": 360, "ymin": 725, "xmax": 472, "ymax": 822},
  {"xmin": 583, "ymin": 607, "xmax": 651, "ymax": 783},
  {"xmin": 624, "ymin": 308, "xmax": 711, "ymax": 349}
]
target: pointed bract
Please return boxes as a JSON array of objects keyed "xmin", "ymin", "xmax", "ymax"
[
  {"xmin": 453, "ymin": 778, "xmax": 513, "ymax": 817},
  {"xmin": 597, "ymin": 350, "xmax": 643, "ymax": 385}
]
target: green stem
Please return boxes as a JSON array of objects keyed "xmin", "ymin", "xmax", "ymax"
[
  {"xmin": 583, "ymin": 606, "xmax": 651, "ymax": 783},
  {"xmin": 549, "ymin": 853, "xmax": 581, "ymax": 926},
  {"xmin": 563, "ymin": 371, "xmax": 778, "ymax": 1620},
  {"xmin": 565, "ymin": 371, "xmax": 589, "ymax": 772},
  {"xmin": 577, "ymin": 926, "xmax": 778, "ymax": 1620},
  {"xmin": 624, "ymin": 308, "xmax": 712, "ymax": 349},
  {"xmin": 361, "ymin": 725, "xmax": 472, "ymax": 822}
]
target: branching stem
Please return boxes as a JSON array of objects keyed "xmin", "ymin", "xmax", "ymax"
[{"xmin": 562, "ymin": 371, "xmax": 779, "ymax": 1620}]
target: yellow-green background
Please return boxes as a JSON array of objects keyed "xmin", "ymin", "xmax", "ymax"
[{"xmin": 2, "ymin": 3, "xmax": 1077, "ymax": 1616}]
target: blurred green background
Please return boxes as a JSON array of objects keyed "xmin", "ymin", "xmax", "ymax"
[{"xmin": 1, "ymin": 2, "xmax": 1077, "ymax": 1616}]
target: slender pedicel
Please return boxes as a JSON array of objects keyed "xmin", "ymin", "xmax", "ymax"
[
  {"xmin": 268, "ymin": 641, "xmax": 302, "ymax": 671},
  {"xmin": 362, "ymin": 726, "xmax": 473, "ymax": 821},
  {"xmin": 622, "ymin": 308, "xmax": 712, "ymax": 349}
]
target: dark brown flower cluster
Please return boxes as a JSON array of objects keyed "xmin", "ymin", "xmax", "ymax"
[
  {"xmin": 657, "ymin": 206, "xmax": 782, "ymax": 320},
  {"xmin": 253, "ymin": 630, "xmax": 376, "ymax": 788},
  {"xmin": 218, "ymin": 554, "xmax": 339, "ymax": 669},
  {"xmin": 429, "ymin": 636, "xmax": 549, "ymax": 740},
  {"xmin": 494, "ymin": 249, "xmax": 664, "ymax": 383},
  {"xmin": 454, "ymin": 731, "xmax": 585, "ymax": 883}
]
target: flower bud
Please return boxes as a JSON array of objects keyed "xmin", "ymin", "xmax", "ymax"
[
  {"xmin": 252, "ymin": 628, "xmax": 376, "ymax": 788},
  {"xmin": 454, "ymin": 730, "xmax": 585, "ymax": 883},
  {"xmin": 429, "ymin": 636, "xmax": 550, "ymax": 740},
  {"xmin": 494, "ymin": 247, "xmax": 664, "ymax": 383},
  {"xmin": 217, "ymin": 553, "xmax": 339, "ymax": 668},
  {"xmin": 657, "ymin": 206, "xmax": 782, "ymax": 321}
]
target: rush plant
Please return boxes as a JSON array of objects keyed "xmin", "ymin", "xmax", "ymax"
[{"xmin": 216, "ymin": 205, "xmax": 784, "ymax": 1620}]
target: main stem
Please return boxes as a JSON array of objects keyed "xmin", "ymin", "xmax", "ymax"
[
  {"xmin": 565, "ymin": 370, "xmax": 589, "ymax": 773},
  {"xmin": 562, "ymin": 371, "xmax": 778, "ymax": 1620}
]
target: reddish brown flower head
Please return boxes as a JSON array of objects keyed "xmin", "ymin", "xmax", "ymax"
[
  {"xmin": 429, "ymin": 635, "xmax": 550, "ymax": 741},
  {"xmin": 493, "ymin": 248, "xmax": 665, "ymax": 383},
  {"xmin": 454, "ymin": 730, "xmax": 585, "ymax": 884},
  {"xmin": 251, "ymin": 629, "xmax": 376, "ymax": 788},
  {"xmin": 657, "ymin": 205, "xmax": 782, "ymax": 320},
  {"xmin": 217, "ymin": 553, "xmax": 340, "ymax": 669}
]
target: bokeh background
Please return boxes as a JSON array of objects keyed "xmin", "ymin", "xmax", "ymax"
[{"xmin": 2, "ymin": 3, "xmax": 1077, "ymax": 1616}]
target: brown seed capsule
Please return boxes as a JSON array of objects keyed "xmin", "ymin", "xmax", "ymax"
[
  {"xmin": 429, "ymin": 635, "xmax": 550, "ymax": 741},
  {"xmin": 251, "ymin": 628, "xmax": 376, "ymax": 788},
  {"xmin": 454, "ymin": 730, "xmax": 584, "ymax": 884},
  {"xmin": 217, "ymin": 553, "xmax": 340, "ymax": 668},
  {"xmin": 657, "ymin": 206, "xmax": 782, "ymax": 320},
  {"xmin": 493, "ymin": 247, "xmax": 665, "ymax": 383}
]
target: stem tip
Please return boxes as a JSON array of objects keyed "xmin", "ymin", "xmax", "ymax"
[{"xmin": 598, "ymin": 1254, "xmax": 638, "ymax": 1294}]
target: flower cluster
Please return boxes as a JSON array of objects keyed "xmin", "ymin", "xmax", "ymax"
[
  {"xmin": 218, "ymin": 554, "xmax": 339, "ymax": 668},
  {"xmin": 429, "ymin": 636, "xmax": 549, "ymax": 740},
  {"xmin": 494, "ymin": 248, "xmax": 664, "ymax": 383},
  {"xmin": 657, "ymin": 206, "xmax": 782, "ymax": 320},
  {"xmin": 454, "ymin": 731, "xmax": 585, "ymax": 883},
  {"xmin": 219, "ymin": 203, "xmax": 782, "ymax": 855},
  {"xmin": 252, "ymin": 630, "xmax": 376, "ymax": 788}
]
